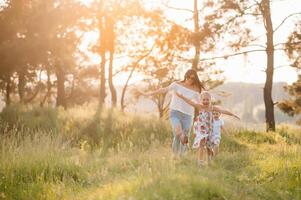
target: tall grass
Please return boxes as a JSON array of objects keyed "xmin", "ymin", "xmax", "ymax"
[
  {"xmin": 0, "ymin": 104, "xmax": 171, "ymax": 151},
  {"xmin": 0, "ymin": 104, "xmax": 300, "ymax": 200}
]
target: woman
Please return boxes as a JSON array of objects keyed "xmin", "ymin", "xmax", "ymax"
[{"xmin": 140, "ymin": 69, "xmax": 204, "ymax": 156}]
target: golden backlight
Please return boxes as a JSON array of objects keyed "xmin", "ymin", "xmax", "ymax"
[{"xmin": 78, "ymin": 0, "xmax": 299, "ymax": 84}]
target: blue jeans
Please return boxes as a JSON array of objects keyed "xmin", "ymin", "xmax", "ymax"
[{"xmin": 169, "ymin": 110, "xmax": 193, "ymax": 155}]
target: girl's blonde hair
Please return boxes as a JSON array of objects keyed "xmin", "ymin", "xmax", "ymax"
[{"xmin": 200, "ymin": 91, "xmax": 211, "ymax": 99}]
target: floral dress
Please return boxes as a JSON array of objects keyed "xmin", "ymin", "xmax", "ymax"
[{"xmin": 192, "ymin": 109, "xmax": 213, "ymax": 149}]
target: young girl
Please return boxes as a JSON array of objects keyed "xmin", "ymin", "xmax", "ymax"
[
  {"xmin": 207, "ymin": 110, "xmax": 227, "ymax": 160},
  {"xmin": 176, "ymin": 91, "xmax": 239, "ymax": 166}
]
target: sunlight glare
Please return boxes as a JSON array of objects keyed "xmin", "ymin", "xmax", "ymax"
[{"xmin": 78, "ymin": 0, "xmax": 94, "ymax": 6}]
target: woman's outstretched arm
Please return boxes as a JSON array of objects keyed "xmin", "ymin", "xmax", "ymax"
[
  {"xmin": 138, "ymin": 87, "xmax": 168, "ymax": 96},
  {"xmin": 176, "ymin": 92, "xmax": 202, "ymax": 110}
]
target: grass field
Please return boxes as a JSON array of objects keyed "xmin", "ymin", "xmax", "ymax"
[{"xmin": 0, "ymin": 105, "xmax": 300, "ymax": 200}]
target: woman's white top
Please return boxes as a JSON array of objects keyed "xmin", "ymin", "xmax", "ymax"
[{"xmin": 168, "ymin": 82, "xmax": 200, "ymax": 116}]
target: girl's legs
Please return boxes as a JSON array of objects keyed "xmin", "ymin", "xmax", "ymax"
[
  {"xmin": 211, "ymin": 138, "xmax": 220, "ymax": 157},
  {"xmin": 197, "ymin": 138, "xmax": 207, "ymax": 166},
  {"xmin": 213, "ymin": 145, "xmax": 219, "ymax": 156},
  {"xmin": 206, "ymin": 140, "xmax": 214, "ymax": 164},
  {"xmin": 207, "ymin": 147, "xmax": 214, "ymax": 164}
]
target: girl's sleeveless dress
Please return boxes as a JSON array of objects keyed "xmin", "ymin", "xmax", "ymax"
[{"xmin": 192, "ymin": 109, "xmax": 213, "ymax": 149}]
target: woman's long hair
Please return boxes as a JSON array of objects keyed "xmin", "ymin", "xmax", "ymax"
[
  {"xmin": 182, "ymin": 69, "xmax": 205, "ymax": 93},
  {"xmin": 182, "ymin": 69, "xmax": 205, "ymax": 120}
]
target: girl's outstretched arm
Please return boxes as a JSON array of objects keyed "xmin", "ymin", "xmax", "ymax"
[
  {"xmin": 213, "ymin": 106, "xmax": 240, "ymax": 120},
  {"xmin": 176, "ymin": 92, "xmax": 202, "ymax": 110}
]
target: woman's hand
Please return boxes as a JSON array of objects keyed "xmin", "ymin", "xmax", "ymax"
[
  {"xmin": 136, "ymin": 87, "xmax": 168, "ymax": 97},
  {"xmin": 175, "ymin": 92, "xmax": 184, "ymax": 98},
  {"xmin": 136, "ymin": 89, "xmax": 149, "ymax": 96}
]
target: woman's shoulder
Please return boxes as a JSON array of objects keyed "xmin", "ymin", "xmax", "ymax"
[
  {"xmin": 175, "ymin": 82, "xmax": 200, "ymax": 93},
  {"xmin": 170, "ymin": 81, "xmax": 185, "ymax": 89},
  {"xmin": 173, "ymin": 81, "xmax": 182, "ymax": 86},
  {"xmin": 167, "ymin": 81, "xmax": 179, "ymax": 90}
]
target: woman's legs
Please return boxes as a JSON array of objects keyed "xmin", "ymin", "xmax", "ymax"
[
  {"xmin": 170, "ymin": 110, "xmax": 192, "ymax": 156},
  {"xmin": 180, "ymin": 114, "xmax": 192, "ymax": 154},
  {"xmin": 170, "ymin": 111, "xmax": 183, "ymax": 155}
]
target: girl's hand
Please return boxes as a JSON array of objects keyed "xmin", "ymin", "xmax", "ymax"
[{"xmin": 233, "ymin": 115, "xmax": 240, "ymax": 120}]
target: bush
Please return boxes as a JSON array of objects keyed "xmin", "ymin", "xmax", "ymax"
[
  {"xmin": 277, "ymin": 124, "xmax": 301, "ymax": 145},
  {"xmin": 233, "ymin": 129, "xmax": 276, "ymax": 144},
  {"xmin": 0, "ymin": 104, "xmax": 60, "ymax": 134}
]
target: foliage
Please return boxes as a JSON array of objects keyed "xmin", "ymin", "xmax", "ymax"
[{"xmin": 278, "ymin": 22, "xmax": 301, "ymax": 123}]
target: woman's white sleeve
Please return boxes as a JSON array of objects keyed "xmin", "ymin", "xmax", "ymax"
[{"xmin": 167, "ymin": 82, "xmax": 176, "ymax": 92}]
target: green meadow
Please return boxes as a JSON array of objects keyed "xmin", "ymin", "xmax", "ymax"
[{"xmin": 0, "ymin": 105, "xmax": 300, "ymax": 200}]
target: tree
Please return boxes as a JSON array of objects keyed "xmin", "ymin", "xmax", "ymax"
[
  {"xmin": 114, "ymin": 9, "xmax": 186, "ymax": 113},
  {"xmin": 189, "ymin": 0, "xmax": 301, "ymax": 131},
  {"xmin": 278, "ymin": 21, "xmax": 301, "ymax": 123},
  {"xmin": 106, "ymin": 14, "xmax": 117, "ymax": 108},
  {"xmin": 0, "ymin": 0, "xmax": 88, "ymax": 108},
  {"xmin": 140, "ymin": 22, "xmax": 192, "ymax": 118},
  {"xmin": 98, "ymin": 1, "xmax": 107, "ymax": 108},
  {"xmin": 0, "ymin": 40, "xmax": 15, "ymax": 106},
  {"xmin": 278, "ymin": 75, "xmax": 301, "ymax": 123},
  {"xmin": 0, "ymin": 1, "xmax": 57, "ymax": 105},
  {"xmin": 192, "ymin": 0, "xmax": 201, "ymax": 70},
  {"xmin": 29, "ymin": 0, "xmax": 88, "ymax": 108},
  {"xmin": 92, "ymin": 0, "xmax": 147, "ymax": 108},
  {"xmin": 0, "ymin": 0, "xmax": 29, "ymax": 104},
  {"xmin": 165, "ymin": 0, "xmax": 224, "ymax": 87},
  {"xmin": 261, "ymin": 0, "xmax": 275, "ymax": 131}
]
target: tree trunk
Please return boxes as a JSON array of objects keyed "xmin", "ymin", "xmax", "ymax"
[
  {"xmin": 157, "ymin": 94, "xmax": 167, "ymax": 118},
  {"xmin": 99, "ymin": 49, "xmax": 106, "ymax": 108},
  {"xmin": 40, "ymin": 68, "xmax": 52, "ymax": 107},
  {"xmin": 56, "ymin": 66, "xmax": 66, "ymax": 108},
  {"xmin": 120, "ymin": 45, "xmax": 155, "ymax": 111},
  {"xmin": 5, "ymin": 75, "xmax": 11, "ymax": 106},
  {"xmin": 192, "ymin": 0, "xmax": 200, "ymax": 70},
  {"xmin": 99, "ymin": 14, "xmax": 106, "ymax": 108},
  {"xmin": 18, "ymin": 70, "xmax": 26, "ymax": 103},
  {"xmin": 66, "ymin": 74, "xmax": 75, "ymax": 101},
  {"xmin": 121, "ymin": 66, "xmax": 135, "ymax": 112},
  {"xmin": 106, "ymin": 15, "xmax": 117, "ymax": 108},
  {"xmin": 262, "ymin": 0, "xmax": 275, "ymax": 131},
  {"xmin": 24, "ymin": 85, "xmax": 41, "ymax": 104},
  {"xmin": 108, "ymin": 49, "xmax": 117, "ymax": 108}
]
